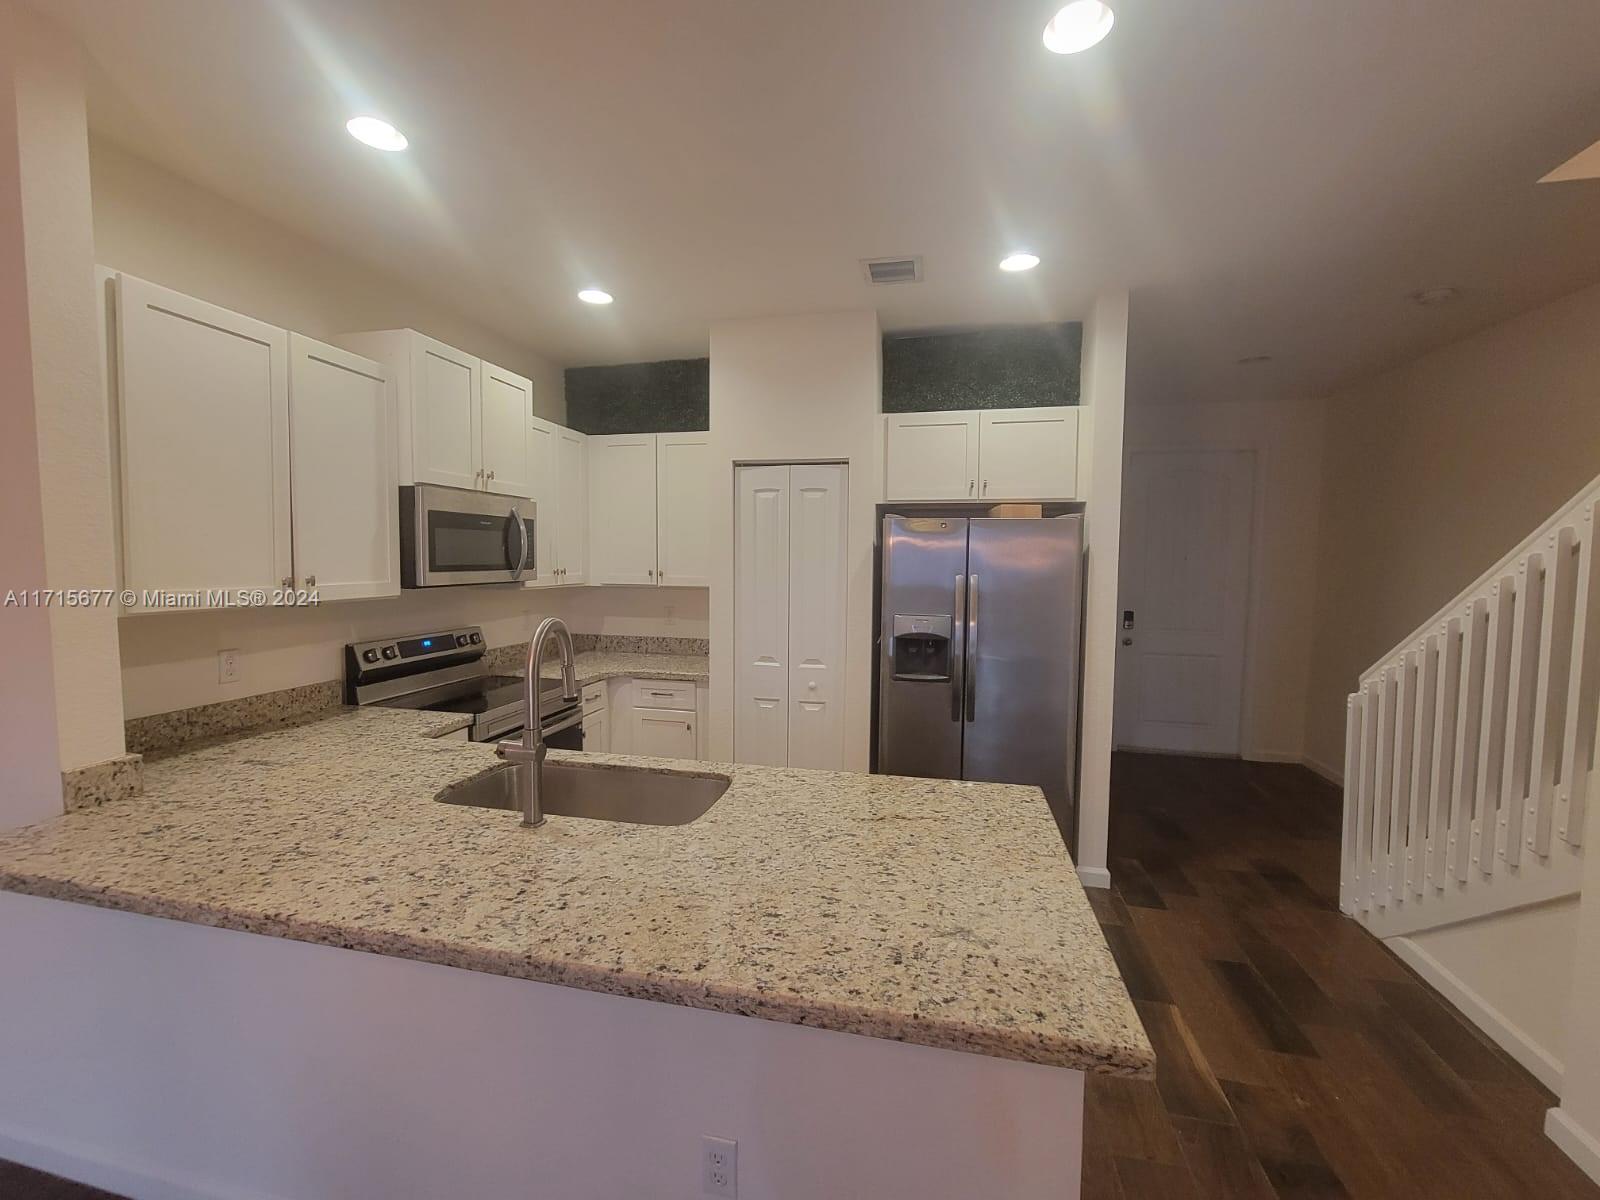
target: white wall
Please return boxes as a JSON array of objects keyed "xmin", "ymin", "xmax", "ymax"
[
  {"xmin": 0, "ymin": 891, "xmax": 1085, "ymax": 1200},
  {"xmin": 88, "ymin": 137, "xmax": 566, "ymax": 422},
  {"xmin": 120, "ymin": 586, "xmax": 707, "ymax": 719},
  {"xmin": 1306, "ymin": 280, "xmax": 1600, "ymax": 774},
  {"xmin": 0, "ymin": 0, "xmax": 68, "ymax": 825},
  {"xmin": 1389, "ymin": 897, "xmax": 1578, "ymax": 1093},
  {"xmin": 707, "ymin": 311, "xmax": 883, "ymax": 768},
  {"xmin": 1121, "ymin": 398, "xmax": 1326, "ymax": 765},
  {"xmin": 1074, "ymin": 292, "xmax": 1130, "ymax": 886}
]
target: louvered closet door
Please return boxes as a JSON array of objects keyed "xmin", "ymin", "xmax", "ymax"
[
  {"xmin": 735, "ymin": 465, "xmax": 792, "ymax": 766},
  {"xmin": 787, "ymin": 464, "xmax": 849, "ymax": 770}
]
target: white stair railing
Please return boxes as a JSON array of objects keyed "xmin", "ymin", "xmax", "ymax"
[{"xmin": 1342, "ymin": 473, "xmax": 1600, "ymax": 936}]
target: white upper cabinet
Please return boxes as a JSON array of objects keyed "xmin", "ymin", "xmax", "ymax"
[
  {"xmin": 526, "ymin": 416, "xmax": 559, "ymax": 586},
  {"xmin": 479, "ymin": 362, "xmax": 535, "ymax": 496},
  {"xmin": 977, "ymin": 407, "xmax": 1079, "ymax": 500},
  {"xmin": 526, "ymin": 417, "xmax": 588, "ymax": 586},
  {"xmin": 655, "ymin": 432, "xmax": 713, "ymax": 587},
  {"xmin": 884, "ymin": 411, "xmax": 980, "ymax": 501},
  {"xmin": 883, "ymin": 406, "xmax": 1080, "ymax": 502},
  {"xmin": 115, "ymin": 274, "xmax": 292, "ymax": 603},
  {"xmin": 589, "ymin": 434, "xmax": 659, "ymax": 585},
  {"xmin": 112, "ymin": 274, "xmax": 398, "ymax": 609},
  {"xmin": 556, "ymin": 426, "xmax": 590, "ymax": 584},
  {"xmin": 335, "ymin": 329, "xmax": 532, "ymax": 497},
  {"xmin": 288, "ymin": 335, "xmax": 399, "ymax": 601}
]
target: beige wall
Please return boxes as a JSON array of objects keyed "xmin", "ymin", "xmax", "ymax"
[
  {"xmin": 88, "ymin": 137, "xmax": 565, "ymax": 421},
  {"xmin": 1305, "ymin": 281, "xmax": 1600, "ymax": 773},
  {"xmin": 1123, "ymin": 398, "xmax": 1326, "ymax": 764},
  {"xmin": 706, "ymin": 310, "xmax": 883, "ymax": 769}
]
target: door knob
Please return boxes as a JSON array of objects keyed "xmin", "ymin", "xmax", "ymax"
[
  {"xmin": 808, "ymin": 681, "xmax": 817, "ymax": 690},
  {"xmin": 1121, "ymin": 637, "xmax": 1133, "ymax": 647}
]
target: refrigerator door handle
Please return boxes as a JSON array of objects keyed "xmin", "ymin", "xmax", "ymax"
[
  {"xmin": 965, "ymin": 573, "xmax": 979, "ymax": 721},
  {"xmin": 951, "ymin": 573, "xmax": 967, "ymax": 721}
]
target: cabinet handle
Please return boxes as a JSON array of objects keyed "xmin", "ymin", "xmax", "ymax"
[
  {"xmin": 281, "ymin": 577, "xmax": 293, "ymax": 588},
  {"xmin": 968, "ymin": 479, "xmax": 975, "ymax": 495},
  {"xmin": 648, "ymin": 568, "xmax": 655, "ymax": 578},
  {"xmin": 305, "ymin": 575, "xmax": 317, "ymax": 587},
  {"xmin": 487, "ymin": 469, "xmax": 495, "ymax": 481},
  {"xmin": 982, "ymin": 479, "xmax": 988, "ymax": 495}
]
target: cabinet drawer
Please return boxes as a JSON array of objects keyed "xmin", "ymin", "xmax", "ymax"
[
  {"xmin": 581, "ymin": 682, "xmax": 607, "ymax": 714},
  {"xmin": 632, "ymin": 679, "xmax": 695, "ymax": 709}
]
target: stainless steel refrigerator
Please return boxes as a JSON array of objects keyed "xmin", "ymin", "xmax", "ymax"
[{"xmin": 875, "ymin": 513, "xmax": 1084, "ymax": 849}]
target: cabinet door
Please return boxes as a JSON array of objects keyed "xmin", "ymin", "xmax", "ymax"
[
  {"xmin": 479, "ymin": 362, "xmax": 534, "ymax": 496},
  {"xmin": 588, "ymin": 434, "xmax": 659, "ymax": 585},
  {"xmin": 556, "ymin": 427, "xmax": 589, "ymax": 584},
  {"xmin": 787, "ymin": 463, "xmax": 849, "ymax": 770},
  {"xmin": 407, "ymin": 332, "xmax": 481, "ymax": 491},
  {"xmin": 525, "ymin": 417, "xmax": 559, "ymax": 587},
  {"xmin": 884, "ymin": 411, "xmax": 979, "ymax": 501},
  {"xmin": 116, "ymin": 274, "xmax": 291, "ymax": 604},
  {"xmin": 978, "ymin": 407, "xmax": 1079, "ymax": 500},
  {"xmin": 734, "ymin": 464, "xmax": 791, "ymax": 766},
  {"xmin": 583, "ymin": 706, "xmax": 610, "ymax": 754},
  {"xmin": 288, "ymin": 335, "xmax": 398, "ymax": 601},
  {"xmin": 656, "ymin": 431, "xmax": 713, "ymax": 587},
  {"xmin": 631, "ymin": 708, "xmax": 696, "ymax": 759}
]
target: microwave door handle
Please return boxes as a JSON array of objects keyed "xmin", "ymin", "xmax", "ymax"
[{"xmin": 510, "ymin": 504, "xmax": 530, "ymax": 579}]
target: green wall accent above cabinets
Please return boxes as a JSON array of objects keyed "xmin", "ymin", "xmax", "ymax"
[
  {"xmin": 565, "ymin": 357, "xmax": 709, "ymax": 435},
  {"xmin": 882, "ymin": 323, "xmax": 1082, "ymax": 412}
]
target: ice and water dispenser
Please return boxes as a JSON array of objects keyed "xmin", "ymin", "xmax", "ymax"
[{"xmin": 889, "ymin": 614, "xmax": 954, "ymax": 681}]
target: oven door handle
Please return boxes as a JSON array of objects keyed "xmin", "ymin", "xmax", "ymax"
[
  {"xmin": 539, "ymin": 706, "xmax": 584, "ymax": 737},
  {"xmin": 510, "ymin": 503, "xmax": 530, "ymax": 580}
]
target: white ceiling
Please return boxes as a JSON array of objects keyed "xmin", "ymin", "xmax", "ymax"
[{"xmin": 32, "ymin": 0, "xmax": 1600, "ymax": 403}]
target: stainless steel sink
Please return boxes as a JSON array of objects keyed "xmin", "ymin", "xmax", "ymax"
[{"xmin": 436, "ymin": 761, "xmax": 729, "ymax": 826}]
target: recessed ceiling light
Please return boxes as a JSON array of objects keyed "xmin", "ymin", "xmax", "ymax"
[
  {"xmin": 1236, "ymin": 355, "xmax": 1274, "ymax": 366},
  {"xmin": 577, "ymin": 288, "xmax": 614, "ymax": 305},
  {"xmin": 999, "ymin": 252, "xmax": 1041, "ymax": 272},
  {"xmin": 345, "ymin": 116, "xmax": 407, "ymax": 152},
  {"xmin": 1409, "ymin": 286, "xmax": 1460, "ymax": 307},
  {"xmin": 1043, "ymin": 1, "xmax": 1115, "ymax": 54}
]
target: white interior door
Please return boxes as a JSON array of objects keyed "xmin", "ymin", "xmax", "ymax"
[
  {"xmin": 588, "ymin": 434, "xmax": 658, "ymax": 585},
  {"xmin": 656, "ymin": 432, "xmax": 713, "ymax": 587},
  {"xmin": 1115, "ymin": 449, "xmax": 1255, "ymax": 754},
  {"xmin": 407, "ymin": 333, "xmax": 481, "ymax": 491},
  {"xmin": 287, "ymin": 335, "xmax": 397, "ymax": 601},
  {"xmin": 478, "ymin": 362, "xmax": 534, "ymax": 497},
  {"xmin": 116, "ymin": 274, "xmax": 291, "ymax": 602},
  {"xmin": 734, "ymin": 465, "xmax": 791, "ymax": 766},
  {"xmin": 786, "ymin": 464, "xmax": 848, "ymax": 770}
]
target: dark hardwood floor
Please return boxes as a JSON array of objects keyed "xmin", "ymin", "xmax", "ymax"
[
  {"xmin": 2, "ymin": 750, "xmax": 1593, "ymax": 1199},
  {"xmin": 1086, "ymin": 750, "xmax": 1599, "ymax": 1200}
]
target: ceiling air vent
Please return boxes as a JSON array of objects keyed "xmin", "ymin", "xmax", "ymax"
[{"xmin": 862, "ymin": 256, "xmax": 923, "ymax": 285}]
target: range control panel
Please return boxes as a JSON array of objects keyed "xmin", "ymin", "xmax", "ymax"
[{"xmin": 348, "ymin": 626, "xmax": 484, "ymax": 667}]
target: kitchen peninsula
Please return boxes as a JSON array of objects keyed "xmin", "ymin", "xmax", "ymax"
[{"xmin": 0, "ymin": 705, "xmax": 1149, "ymax": 1199}]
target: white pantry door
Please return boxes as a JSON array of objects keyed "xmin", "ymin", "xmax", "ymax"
[
  {"xmin": 1115, "ymin": 449, "xmax": 1254, "ymax": 755},
  {"xmin": 734, "ymin": 465, "xmax": 792, "ymax": 766},
  {"xmin": 786, "ymin": 463, "xmax": 848, "ymax": 770}
]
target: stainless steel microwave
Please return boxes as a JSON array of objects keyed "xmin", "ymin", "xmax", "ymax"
[{"xmin": 399, "ymin": 484, "xmax": 536, "ymax": 587}]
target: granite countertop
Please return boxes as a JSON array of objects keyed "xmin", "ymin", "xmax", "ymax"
[
  {"xmin": 541, "ymin": 649, "xmax": 708, "ymax": 687},
  {"xmin": 0, "ymin": 708, "xmax": 1152, "ymax": 1077}
]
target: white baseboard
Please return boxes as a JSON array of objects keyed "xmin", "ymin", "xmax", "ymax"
[
  {"xmin": 1299, "ymin": 753, "xmax": 1343, "ymax": 786},
  {"xmin": 1547, "ymin": 1108, "xmax": 1600, "ymax": 1186},
  {"xmin": 1077, "ymin": 866, "xmax": 1112, "ymax": 890},
  {"xmin": 1386, "ymin": 935, "xmax": 1564, "ymax": 1092},
  {"xmin": 0, "ymin": 1119, "xmax": 273, "ymax": 1200}
]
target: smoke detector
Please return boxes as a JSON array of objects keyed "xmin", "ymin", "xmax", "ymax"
[{"xmin": 861, "ymin": 256, "xmax": 924, "ymax": 285}]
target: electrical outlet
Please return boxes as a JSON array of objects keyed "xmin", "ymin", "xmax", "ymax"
[
  {"xmin": 217, "ymin": 648, "xmax": 241, "ymax": 684},
  {"xmin": 701, "ymin": 1135, "xmax": 737, "ymax": 1198}
]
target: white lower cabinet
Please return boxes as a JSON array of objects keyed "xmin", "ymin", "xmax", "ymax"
[
  {"xmin": 113, "ymin": 273, "xmax": 397, "ymax": 608},
  {"xmin": 630, "ymin": 707, "xmax": 698, "ymax": 760},
  {"xmin": 583, "ymin": 705, "xmax": 610, "ymax": 754},
  {"xmin": 733, "ymin": 463, "xmax": 849, "ymax": 769}
]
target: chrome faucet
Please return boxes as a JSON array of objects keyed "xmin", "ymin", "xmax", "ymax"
[{"xmin": 495, "ymin": 616, "xmax": 579, "ymax": 827}]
